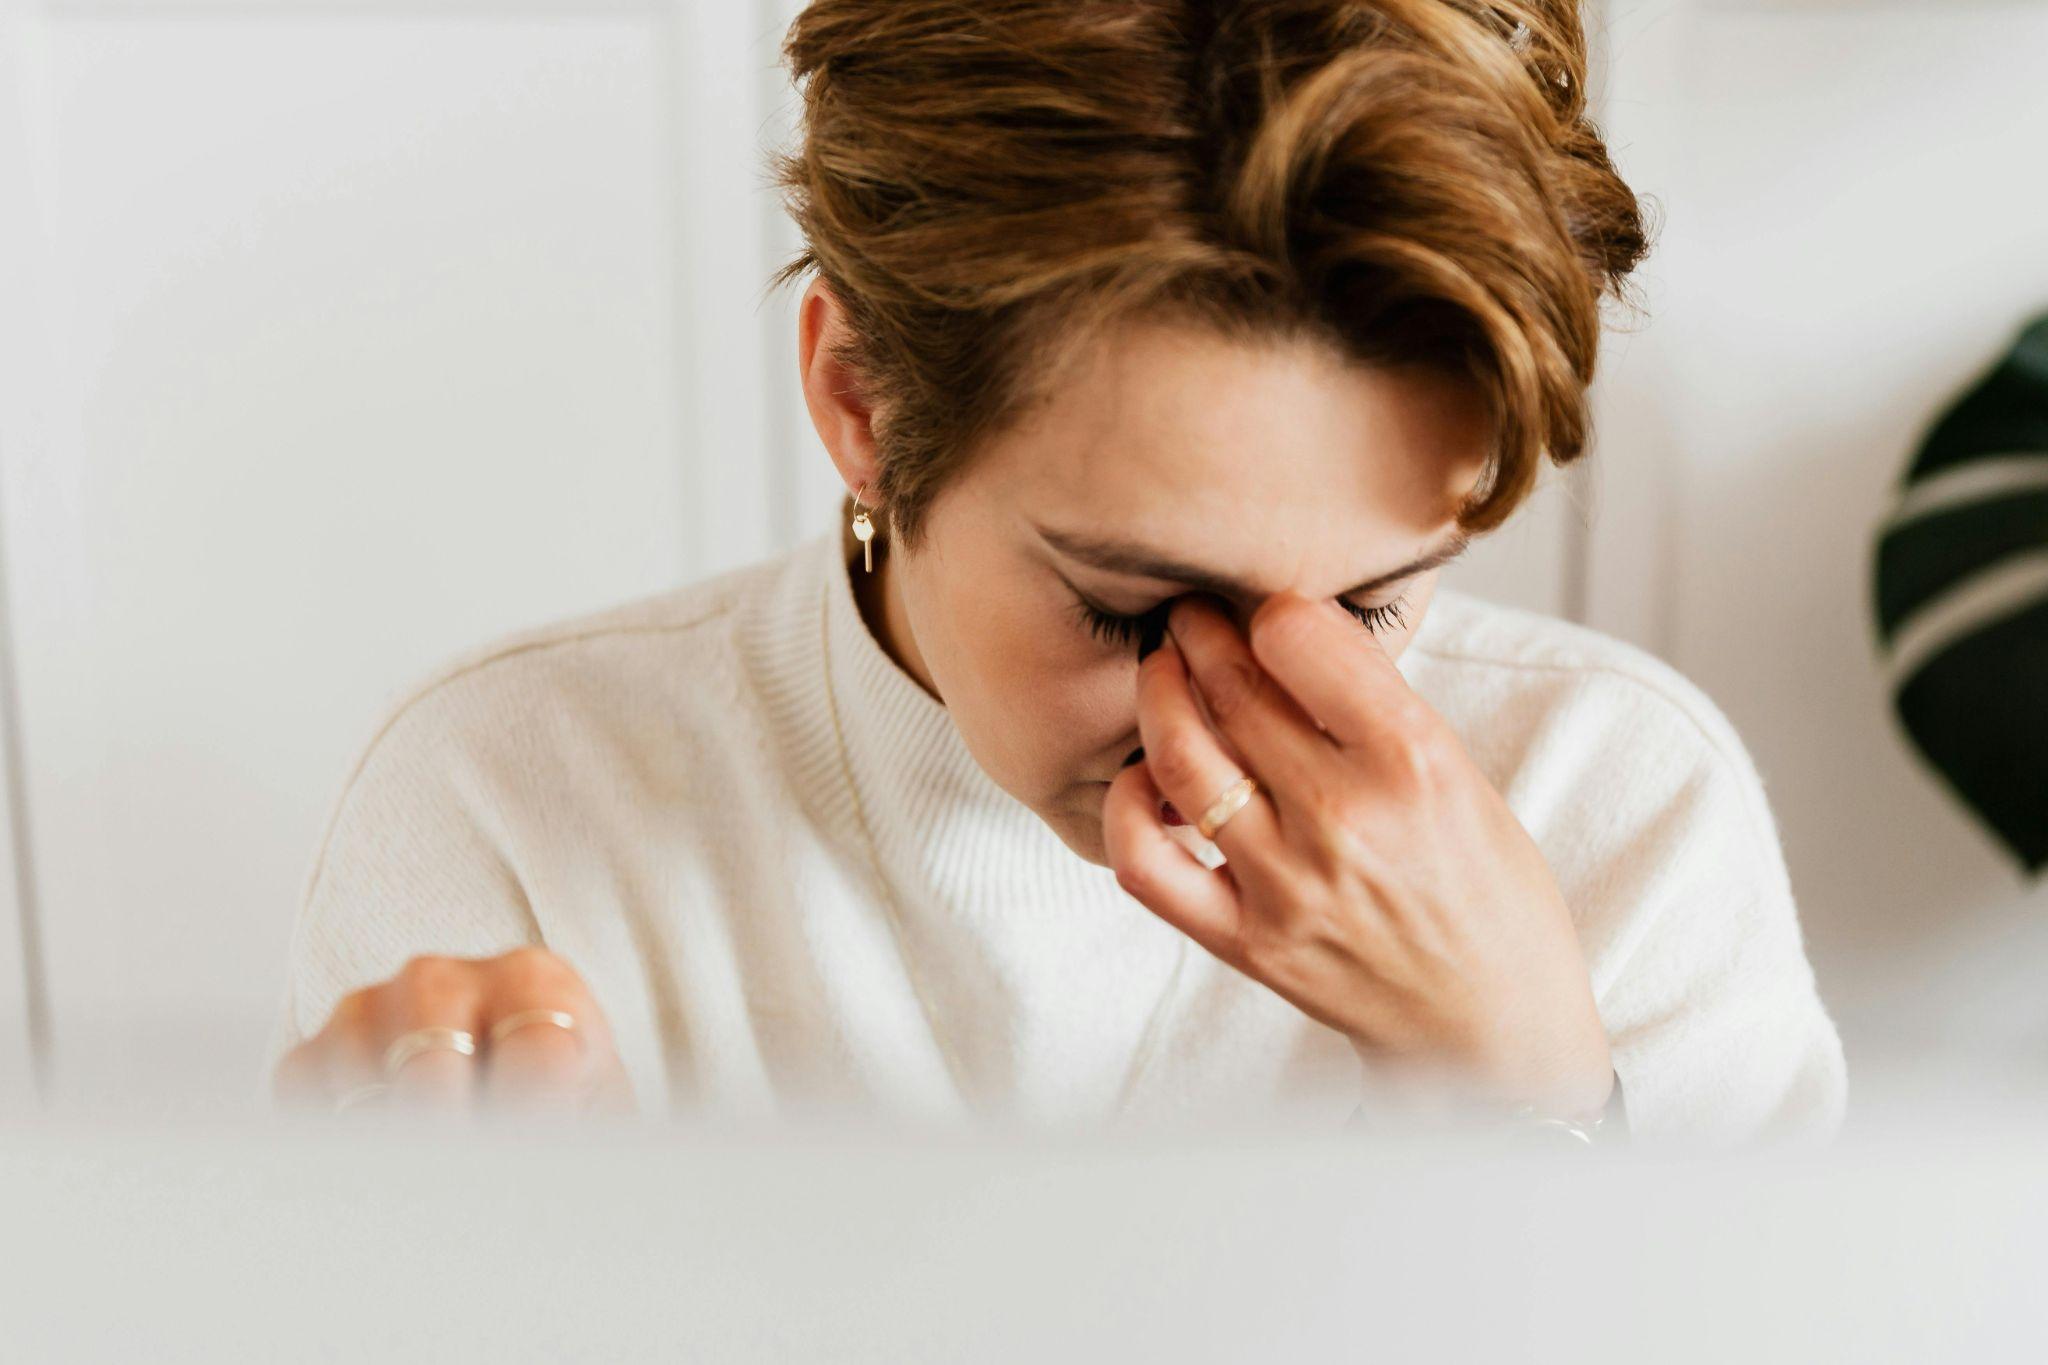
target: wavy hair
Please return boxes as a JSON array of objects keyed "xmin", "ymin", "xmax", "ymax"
[{"xmin": 768, "ymin": 0, "xmax": 1656, "ymax": 552}]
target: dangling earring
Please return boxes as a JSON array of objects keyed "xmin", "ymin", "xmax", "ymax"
[{"xmin": 850, "ymin": 481, "xmax": 878, "ymax": 573}]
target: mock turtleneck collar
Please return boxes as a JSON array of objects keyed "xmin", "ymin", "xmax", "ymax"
[{"xmin": 741, "ymin": 519, "xmax": 1458, "ymax": 923}]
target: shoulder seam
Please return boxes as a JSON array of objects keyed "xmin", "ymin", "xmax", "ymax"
[
  {"xmin": 296, "ymin": 601, "xmax": 736, "ymax": 916},
  {"xmin": 1410, "ymin": 642, "xmax": 1787, "ymax": 885},
  {"xmin": 1410, "ymin": 642, "xmax": 1726, "ymax": 757}
]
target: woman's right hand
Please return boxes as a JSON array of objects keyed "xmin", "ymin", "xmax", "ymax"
[{"xmin": 271, "ymin": 946, "xmax": 637, "ymax": 1118}]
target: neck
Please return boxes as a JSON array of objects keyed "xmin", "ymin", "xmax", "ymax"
[{"xmin": 846, "ymin": 521, "xmax": 941, "ymax": 705}]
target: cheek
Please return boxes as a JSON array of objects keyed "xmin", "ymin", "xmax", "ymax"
[
  {"xmin": 1021, "ymin": 624, "xmax": 1139, "ymax": 777},
  {"xmin": 968, "ymin": 578, "xmax": 1118, "ymax": 678},
  {"xmin": 945, "ymin": 593, "xmax": 1115, "ymax": 775}
]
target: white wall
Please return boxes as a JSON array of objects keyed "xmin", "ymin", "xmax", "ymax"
[
  {"xmin": 0, "ymin": 0, "xmax": 786, "ymax": 1110},
  {"xmin": 0, "ymin": 0, "xmax": 62, "ymax": 1111},
  {"xmin": 0, "ymin": 0, "xmax": 2039, "ymax": 1114},
  {"xmin": 1586, "ymin": 0, "xmax": 2048, "ymax": 1072}
]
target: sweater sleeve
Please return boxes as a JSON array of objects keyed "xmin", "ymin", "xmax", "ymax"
[
  {"xmin": 259, "ymin": 674, "xmax": 544, "ymax": 1092},
  {"xmin": 1575, "ymin": 670, "xmax": 1849, "ymax": 1149}
]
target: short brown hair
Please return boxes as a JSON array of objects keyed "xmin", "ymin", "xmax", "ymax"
[{"xmin": 768, "ymin": 0, "xmax": 1654, "ymax": 552}]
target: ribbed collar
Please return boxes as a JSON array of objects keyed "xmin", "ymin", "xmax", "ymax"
[{"xmin": 733, "ymin": 522, "xmax": 1452, "ymax": 1122}]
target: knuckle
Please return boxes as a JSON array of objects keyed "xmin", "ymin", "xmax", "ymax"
[
  {"xmin": 1375, "ymin": 720, "xmax": 1446, "ymax": 791},
  {"xmin": 1148, "ymin": 732, "xmax": 1209, "ymax": 791},
  {"xmin": 1304, "ymin": 792, "xmax": 1374, "ymax": 869},
  {"xmin": 1200, "ymin": 658, "xmax": 1262, "ymax": 722},
  {"xmin": 496, "ymin": 944, "xmax": 579, "ymax": 993},
  {"xmin": 1113, "ymin": 859, "xmax": 1156, "ymax": 902},
  {"xmin": 397, "ymin": 952, "xmax": 453, "ymax": 983},
  {"xmin": 394, "ymin": 953, "xmax": 472, "ymax": 1007},
  {"xmin": 307, "ymin": 989, "xmax": 378, "ymax": 1060}
]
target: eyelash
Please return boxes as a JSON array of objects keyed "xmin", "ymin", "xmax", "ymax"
[{"xmin": 1071, "ymin": 593, "xmax": 1411, "ymax": 648}]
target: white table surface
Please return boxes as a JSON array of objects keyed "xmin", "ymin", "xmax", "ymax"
[{"xmin": 4, "ymin": 1061, "xmax": 2047, "ymax": 1364}]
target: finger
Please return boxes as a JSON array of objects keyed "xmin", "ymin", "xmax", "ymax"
[
  {"xmin": 1241, "ymin": 590, "xmax": 1441, "ymax": 753},
  {"xmin": 489, "ymin": 1031, "xmax": 593, "ymax": 1113},
  {"xmin": 1136, "ymin": 625, "xmax": 1285, "ymax": 870},
  {"xmin": 378, "ymin": 956, "xmax": 485, "ymax": 1113},
  {"xmin": 480, "ymin": 948, "xmax": 604, "ymax": 1116},
  {"xmin": 283, "ymin": 986, "xmax": 388, "ymax": 1112},
  {"xmin": 1162, "ymin": 593, "xmax": 1343, "ymax": 806},
  {"xmin": 385, "ymin": 1046, "xmax": 478, "ymax": 1114},
  {"xmin": 482, "ymin": 1012, "xmax": 588, "ymax": 1116},
  {"xmin": 1102, "ymin": 757, "xmax": 1249, "ymax": 968}
]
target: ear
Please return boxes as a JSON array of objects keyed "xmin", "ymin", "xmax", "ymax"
[{"xmin": 797, "ymin": 276, "xmax": 886, "ymax": 497}]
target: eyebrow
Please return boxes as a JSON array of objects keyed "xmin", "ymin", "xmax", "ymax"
[{"xmin": 1033, "ymin": 521, "xmax": 1473, "ymax": 601}]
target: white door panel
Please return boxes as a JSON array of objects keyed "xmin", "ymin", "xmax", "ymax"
[
  {"xmin": 0, "ymin": 1, "xmax": 50, "ymax": 1110},
  {"xmin": 5, "ymin": 9, "xmax": 715, "ymax": 1108}
]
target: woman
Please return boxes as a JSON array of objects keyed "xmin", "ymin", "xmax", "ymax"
[{"xmin": 269, "ymin": 0, "xmax": 1847, "ymax": 1143}]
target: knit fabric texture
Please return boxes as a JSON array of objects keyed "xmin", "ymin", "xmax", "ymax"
[{"xmin": 267, "ymin": 525, "xmax": 1848, "ymax": 1143}]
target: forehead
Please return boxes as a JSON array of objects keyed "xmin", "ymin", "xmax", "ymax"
[{"xmin": 990, "ymin": 319, "xmax": 1490, "ymax": 543}]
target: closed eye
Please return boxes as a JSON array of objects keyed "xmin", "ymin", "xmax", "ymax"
[{"xmin": 1070, "ymin": 593, "xmax": 1410, "ymax": 649}]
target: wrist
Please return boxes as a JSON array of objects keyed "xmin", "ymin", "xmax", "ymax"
[
  {"xmin": 1503, "ymin": 1067, "xmax": 1627, "ymax": 1145},
  {"xmin": 1471, "ymin": 1010, "xmax": 1615, "ymax": 1123},
  {"xmin": 1507, "ymin": 1065, "xmax": 1614, "ymax": 1131},
  {"xmin": 1346, "ymin": 1032, "xmax": 1617, "ymax": 1131},
  {"xmin": 1510, "ymin": 1048, "xmax": 1616, "ymax": 1126}
]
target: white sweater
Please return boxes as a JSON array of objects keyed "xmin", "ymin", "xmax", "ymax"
[{"xmin": 265, "ymin": 523, "xmax": 1848, "ymax": 1143}]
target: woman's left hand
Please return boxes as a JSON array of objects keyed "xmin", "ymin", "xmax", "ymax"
[{"xmin": 1102, "ymin": 590, "xmax": 1613, "ymax": 1122}]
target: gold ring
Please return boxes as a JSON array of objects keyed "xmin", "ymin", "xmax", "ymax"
[
  {"xmin": 1197, "ymin": 774, "xmax": 1259, "ymax": 841},
  {"xmin": 489, "ymin": 1008, "xmax": 582, "ymax": 1054},
  {"xmin": 332, "ymin": 1080, "xmax": 389, "ymax": 1113},
  {"xmin": 380, "ymin": 1025, "xmax": 477, "ymax": 1081}
]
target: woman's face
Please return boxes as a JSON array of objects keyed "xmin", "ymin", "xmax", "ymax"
[{"xmin": 803, "ymin": 288, "xmax": 1492, "ymax": 868}]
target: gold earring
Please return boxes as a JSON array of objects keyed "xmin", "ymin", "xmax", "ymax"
[{"xmin": 851, "ymin": 482, "xmax": 877, "ymax": 573}]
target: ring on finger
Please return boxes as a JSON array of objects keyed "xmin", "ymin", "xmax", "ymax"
[
  {"xmin": 332, "ymin": 1080, "xmax": 390, "ymax": 1113},
  {"xmin": 1197, "ymin": 774, "xmax": 1260, "ymax": 841},
  {"xmin": 381, "ymin": 1025, "xmax": 478, "ymax": 1081},
  {"xmin": 489, "ymin": 1008, "xmax": 582, "ymax": 1054}
]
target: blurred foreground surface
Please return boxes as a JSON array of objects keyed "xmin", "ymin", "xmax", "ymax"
[{"xmin": 3, "ymin": 1060, "xmax": 2046, "ymax": 1364}]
